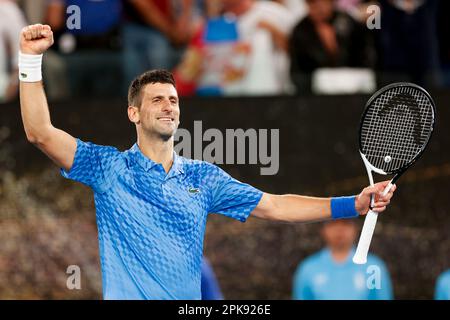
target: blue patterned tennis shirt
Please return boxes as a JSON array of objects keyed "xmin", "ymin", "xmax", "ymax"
[{"xmin": 61, "ymin": 139, "xmax": 263, "ymax": 300}]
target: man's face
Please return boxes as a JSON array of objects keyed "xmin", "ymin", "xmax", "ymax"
[
  {"xmin": 321, "ymin": 220, "xmax": 357, "ymax": 250},
  {"xmin": 130, "ymin": 82, "xmax": 180, "ymax": 140}
]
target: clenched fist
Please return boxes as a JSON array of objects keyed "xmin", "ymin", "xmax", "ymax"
[{"xmin": 20, "ymin": 24, "xmax": 54, "ymax": 55}]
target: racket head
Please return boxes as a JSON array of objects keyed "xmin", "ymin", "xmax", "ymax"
[{"xmin": 359, "ymin": 82, "xmax": 436, "ymax": 176}]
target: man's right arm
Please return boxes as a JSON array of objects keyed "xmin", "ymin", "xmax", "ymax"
[{"xmin": 19, "ymin": 24, "xmax": 77, "ymax": 172}]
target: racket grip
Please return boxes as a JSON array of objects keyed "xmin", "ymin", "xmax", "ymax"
[
  {"xmin": 353, "ymin": 182, "xmax": 393, "ymax": 264},
  {"xmin": 352, "ymin": 210, "xmax": 378, "ymax": 264}
]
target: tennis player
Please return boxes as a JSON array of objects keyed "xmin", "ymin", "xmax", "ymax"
[{"xmin": 19, "ymin": 24, "xmax": 396, "ymax": 299}]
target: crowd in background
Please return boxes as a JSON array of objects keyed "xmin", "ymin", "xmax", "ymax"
[
  {"xmin": 0, "ymin": 0, "xmax": 449, "ymax": 101},
  {"xmin": 0, "ymin": 0, "xmax": 449, "ymax": 300}
]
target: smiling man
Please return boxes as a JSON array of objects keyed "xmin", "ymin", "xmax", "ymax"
[{"xmin": 19, "ymin": 24, "xmax": 396, "ymax": 299}]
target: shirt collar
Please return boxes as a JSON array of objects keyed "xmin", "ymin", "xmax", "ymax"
[
  {"xmin": 323, "ymin": 247, "xmax": 356, "ymax": 266},
  {"xmin": 170, "ymin": 152, "xmax": 184, "ymax": 176},
  {"xmin": 129, "ymin": 143, "xmax": 184, "ymax": 176}
]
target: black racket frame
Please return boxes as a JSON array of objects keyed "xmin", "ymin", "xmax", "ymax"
[{"xmin": 358, "ymin": 82, "xmax": 437, "ymax": 184}]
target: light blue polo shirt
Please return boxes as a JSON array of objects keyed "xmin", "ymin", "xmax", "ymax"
[
  {"xmin": 61, "ymin": 139, "xmax": 263, "ymax": 299},
  {"xmin": 293, "ymin": 248, "xmax": 393, "ymax": 300},
  {"xmin": 435, "ymin": 269, "xmax": 450, "ymax": 300}
]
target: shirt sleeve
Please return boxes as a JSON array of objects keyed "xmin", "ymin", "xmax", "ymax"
[
  {"xmin": 207, "ymin": 164, "xmax": 263, "ymax": 222},
  {"xmin": 60, "ymin": 138, "xmax": 122, "ymax": 193}
]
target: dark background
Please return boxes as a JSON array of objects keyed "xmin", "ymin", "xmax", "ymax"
[{"xmin": 0, "ymin": 93, "xmax": 448, "ymax": 299}]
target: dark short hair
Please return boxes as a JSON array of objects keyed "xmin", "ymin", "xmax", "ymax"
[{"xmin": 128, "ymin": 69, "xmax": 176, "ymax": 108}]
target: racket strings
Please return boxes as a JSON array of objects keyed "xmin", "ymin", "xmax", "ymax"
[
  {"xmin": 363, "ymin": 108, "xmax": 416, "ymax": 170},
  {"xmin": 360, "ymin": 86, "xmax": 434, "ymax": 173},
  {"xmin": 363, "ymin": 87, "xmax": 433, "ymax": 170}
]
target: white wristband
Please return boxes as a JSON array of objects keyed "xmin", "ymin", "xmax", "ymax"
[{"xmin": 18, "ymin": 51, "xmax": 43, "ymax": 82}]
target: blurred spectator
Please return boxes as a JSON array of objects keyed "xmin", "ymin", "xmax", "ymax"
[
  {"xmin": 434, "ymin": 269, "xmax": 450, "ymax": 300},
  {"xmin": 47, "ymin": 0, "xmax": 122, "ymax": 52},
  {"xmin": 17, "ymin": 0, "xmax": 47, "ymax": 24},
  {"xmin": 221, "ymin": 0, "xmax": 296, "ymax": 94},
  {"xmin": 288, "ymin": 0, "xmax": 375, "ymax": 94},
  {"xmin": 375, "ymin": 0, "xmax": 440, "ymax": 88},
  {"xmin": 122, "ymin": 0, "xmax": 198, "ymax": 93},
  {"xmin": 16, "ymin": 0, "xmax": 70, "ymax": 101},
  {"xmin": 45, "ymin": 0, "xmax": 123, "ymax": 98},
  {"xmin": 336, "ymin": 0, "xmax": 361, "ymax": 12},
  {"xmin": 201, "ymin": 258, "xmax": 224, "ymax": 300},
  {"xmin": 292, "ymin": 220, "xmax": 393, "ymax": 300},
  {"xmin": 271, "ymin": 0, "xmax": 308, "ymax": 23},
  {"xmin": 174, "ymin": 14, "xmax": 243, "ymax": 96},
  {"xmin": 175, "ymin": 0, "xmax": 296, "ymax": 96},
  {"xmin": 203, "ymin": 0, "xmax": 224, "ymax": 17},
  {"xmin": 335, "ymin": 0, "xmax": 372, "ymax": 22},
  {"xmin": 0, "ymin": 0, "xmax": 27, "ymax": 103}
]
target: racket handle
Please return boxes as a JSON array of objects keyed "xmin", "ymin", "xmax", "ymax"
[
  {"xmin": 352, "ymin": 210, "xmax": 378, "ymax": 264},
  {"xmin": 353, "ymin": 182, "xmax": 393, "ymax": 264}
]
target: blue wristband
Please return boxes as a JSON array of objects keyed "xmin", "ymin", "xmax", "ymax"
[{"xmin": 330, "ymin": 196, "xmax": 359, "ymax": 220}]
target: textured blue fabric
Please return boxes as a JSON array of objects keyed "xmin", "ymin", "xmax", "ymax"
[
  {"xmin": 293, "ymin": 248, "xmax": 393, "ymax": 300},
  {"xmin": 331, "ymin": 196, "xmax": 359, "ymax": 220},
  {"xmin": 201, "ymin": 258, "xmax": 223, "ymax": 300},
  {"xmin": 61, "ymin": 139, "xmax": 263, "ymax": 299}
]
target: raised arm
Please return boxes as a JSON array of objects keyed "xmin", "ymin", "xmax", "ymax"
[
  {"xmin": 251, "ymin": 181, "xmax": 396, "ymax": 223},
  {"xmin": 19, "ymin": 24, "xmax": 77, "ymax": 171}
]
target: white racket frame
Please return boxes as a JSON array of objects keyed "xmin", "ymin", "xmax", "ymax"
[{"xmin": 352, "ymin": 152, "xmax": 393, "ymax": 264}]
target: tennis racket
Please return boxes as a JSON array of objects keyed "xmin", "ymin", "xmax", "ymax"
[{"xmin": 352, "ymin": 82, "xmax": 436, "ymax": 264}]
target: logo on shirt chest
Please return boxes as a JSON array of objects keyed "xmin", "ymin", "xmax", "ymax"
[
  {"xmin": 313, "ymin": 273, "xmax": 328, "ymax": 287},
  {"xmin": 188, "ymin": 187, "xmax": 201, "ymax": 194}
]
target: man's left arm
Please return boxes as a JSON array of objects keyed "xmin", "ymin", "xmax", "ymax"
[{"xmin": 251, "ymin": 181, "xmax": 396, "ymax": 222}]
